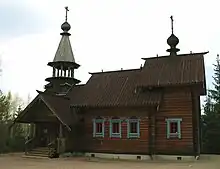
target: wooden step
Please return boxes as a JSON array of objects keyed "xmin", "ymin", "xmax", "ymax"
[
  {"xmin": 22, "ymin": 154, "xmax": 49, "ymax": 159},
  {"xmin": 26, "ymin": 152, "xmax": 49, "ymax": 157},
  {"xmin": 28, "ymin": 151, "xmax": 49, "ymax": 155},
  {"xmin": 25, "ymin": 147, "xmax": 54, "ymax": 158},
  {"xmin": 29, "ymin": 148, "xmax": 50, "ymax": 153}
]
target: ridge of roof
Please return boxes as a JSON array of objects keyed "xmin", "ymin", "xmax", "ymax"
[
  {"xmin": 141, "ymin": 51, "xmax": 209, "ymax": 60},
  {"xmin": 88, "ymin": 68, "xmax": 141, "ymax": 75}
]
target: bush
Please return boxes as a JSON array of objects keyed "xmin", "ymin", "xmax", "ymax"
[
  {"xmin": 0, "ymin": 123, "xmax": 25, "ymax": 153},
  {"xmin": 6, "ymin": 137, "xmax": 25, "ymax": 152}
]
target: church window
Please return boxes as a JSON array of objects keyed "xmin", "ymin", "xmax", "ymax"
[
  {"xmin": 93, "ymin": 117, "xmax": 105, "ymax": 137},
  {"xmin": 109, "ymin": 117, "xmax": 121, "ymax": 138},
  {"xmin": 166, "ymin": 118, "xmax": 182, "ymax": 139},
  {"xmin": 127, "ymin": 117, "xmax": 140, "ymax": 138}
]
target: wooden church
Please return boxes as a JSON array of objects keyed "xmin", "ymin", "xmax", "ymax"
[{"xmin": 14, "ymin": 8, "xmax": 207, "ymax": 159}]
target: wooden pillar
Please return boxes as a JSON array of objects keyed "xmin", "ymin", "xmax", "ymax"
[
  {"xmin": 61, "ymin": 66, "xmax": 63, "ymax": 76},
  {"xmin": 71, "ymin": 69, "xmax": 74, "ymax": 78},
  {"xmin": 56, "ymin": 69, "xmax": 59, "ymax": 77},
  {"xmin": 52, "ymin": 67, "xmax": 55, "ymax": 77},
  {"xmin": 29, "ymin": 123, "xmax": 33, "ymax": 137},
  {"xmin": 148, "ymin": 106, "xmax": 157, "ymax": 159},
  {"xmin": 198, "ymin": 96, "xmax": 202, "ymax": 155},
  {"xmin": 58, "ymin": 123, "xmax": 66, "ymax": 154},
  {"xmin": 148, "ymin": 111, "xmax": 152, "ymax": 157},
  {"xmin": 191, "ymin": 89, "xmax": 199, "ymax": 156},
  {"xmin": 31, "ymin": 123, "xmax": 36, "ymax": 138},
  {"xmin": 68, "ymin": 67, "xmax": 70, "ymax": 77},
  {"xmin": 59, "ymin": 123, "xmax": 63, "ymax": 138},
  {"xmin": 194, "ymin": 94, "xmax": 201, "ymax": 156},
  {"xmin": 152, "ymin": 112, "xmax": 156, "ymax": 156}
]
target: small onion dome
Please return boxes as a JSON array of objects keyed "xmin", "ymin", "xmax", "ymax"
[
  {"xmin": 61, "ymin": 21, "xmax": 71, "ymax": 32},
  {"xmin": 167, "ymin": 33, "xmax": 179, "ymax": 48}
]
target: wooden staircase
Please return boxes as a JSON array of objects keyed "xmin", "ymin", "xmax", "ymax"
[
  {"xmin": 24, "ymin": 137, "xmax": 58, "ymax": 158},
  {"xmin": 24, "ymin": 147, "xmax": 55, "ymax": 158}
]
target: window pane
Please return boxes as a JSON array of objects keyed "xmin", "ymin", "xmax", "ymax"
[
  {"xmin": 96, "ymin": 122, "xmax": 102, "ymax": 133},
  {"xmin": 112, "ymin": 122, "xmax": 119, "ymax": 133},
  {"xmin": 170, "ymin": 122, "xmax": 178, "ymax": 133},
  {"xmin": 130, "ymin": 122, "xmax": 137, "ymax": 133}
]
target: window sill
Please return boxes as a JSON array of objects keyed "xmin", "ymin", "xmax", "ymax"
[
  {"xmin": 127, "ymin": 133, "xmax": 140, "ymax": 139},
  {"xmin": 93, "ymin": 133, "xmax": 104, "ymax": 138},
  {"xmin": 167, "ymin": 134, "xmax": 181, "ymax": 139},
  {"xmin": 110, "ymin": 133, "xmax": 121, "ymax": 138}
]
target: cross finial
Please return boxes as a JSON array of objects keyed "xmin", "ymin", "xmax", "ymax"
[
  {"xmin": 65, "ymin": 6, "xmax": 69, "ymax": 22},
  {"xmin": 170, "ymin": 15, "xmax": 174, "ymax": 34}
]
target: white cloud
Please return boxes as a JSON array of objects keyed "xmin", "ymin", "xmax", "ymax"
[{"xmin": 0, "ymin": 0, "xmax": 219, "ymax": 101}]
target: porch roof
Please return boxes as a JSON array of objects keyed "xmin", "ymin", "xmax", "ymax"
[{"xmin": 15, "ymin": 92, "xmax": 75, "ymax": 130}]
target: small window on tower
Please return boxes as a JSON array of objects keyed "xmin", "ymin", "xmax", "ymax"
[{"xmin": 166, "ymin": 118, "xmax": 182, "ymax": 139}]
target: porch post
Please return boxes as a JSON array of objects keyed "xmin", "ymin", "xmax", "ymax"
[
  {"xmin": 33, "ymin": 124, "xmax": 36, "ymax": 137},
  {"xmin": 58, "ymin": 123, "xmax": 65, "ymax": 154},
  {"xmin": 29, "ymin": 123, "xmax": 35, "ymax": 138},
  {"xmin": 59, "ymin": 123, "xmax": 63, "ymax": 138}
]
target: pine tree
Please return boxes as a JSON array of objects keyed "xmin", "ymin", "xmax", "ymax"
[
  {"xmin": 0, "ymin": 91, "xmax": 11, "ymax": 123},
  {"xmin": 12, "ymin": 106, "xmax": 24, "ymax": 137},
  {"xmin": 210, "ymin": 54, "xmax": 220, "ymax": 103},
  {"xmin": 201, "ymin": 92, "xmax": 220, "ymax": 153},
  {"xmin": 202, "ymin": 54, "xmax": 220, "ymax": 153}
]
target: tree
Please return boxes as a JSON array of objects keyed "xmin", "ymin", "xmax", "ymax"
[
  {"xmin": 201, "ymin": 92, "xmax": 220, "ymax": 153},
  {"xmin": 209, "ymin": 54, "xmax": 220, "ymax": 103},
  {"xmin": 202, "ymin": 54, "xmax": 220, "ymax": 153},
  {"xmin": 0, "ymin": 91, "xmax": 26, "ymax": 153},
  {"xmin": 0, "ymin": 91, "xmax": 11, "ymax": 123}
]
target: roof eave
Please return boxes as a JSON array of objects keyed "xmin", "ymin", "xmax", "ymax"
[
  {"xmin": 70, "ymin": 103, "xmax": 159, "ymax": 109},
  {"xmin": 141, "ymin": 51, "xmax": 209, "ymax": 60}
]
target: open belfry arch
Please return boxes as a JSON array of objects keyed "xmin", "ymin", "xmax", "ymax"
[{"xmin": 13, "ymin": 10, "xmax": 207, "ymax": 160}]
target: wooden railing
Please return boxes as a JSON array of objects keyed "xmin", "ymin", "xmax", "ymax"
[
  {"xmin": 48, "ymin": 138, "xmax": 58, "ymax": 158},
  {"xmin": 25, "ymin": 137, "xmax": 35, "ymax": 155}
]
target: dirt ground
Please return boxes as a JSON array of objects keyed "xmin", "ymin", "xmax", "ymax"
[{"xmin": 0, "ymin": 153, "xmax": 220, "ymax": 169}]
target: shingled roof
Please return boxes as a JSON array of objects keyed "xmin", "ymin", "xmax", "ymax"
[
  {"xmin": 138, "ymin": 52, "xmax": 207, "ymax": 92},
  {"xmin": 39, "ymin": 92, "xmax": 76, "ymax": 129},
  {"xmin": 15, "ymin": 92, "xmax": 76, "ymax": 130},
  {"xmin": 67, "ymin": 52, "xmax": 207, "ymax": 107},
  {"xmin": 68, "ymin": 69, "xmax": 162, "ymax": 107}
]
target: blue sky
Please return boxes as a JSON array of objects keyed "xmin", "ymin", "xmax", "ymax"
[{"xmin": 0, "ymin": 0, "xmax": 216, "ymax": 104}]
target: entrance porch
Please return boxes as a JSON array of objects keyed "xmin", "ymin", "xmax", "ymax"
[
  {"xmin": 12, "ymin": 93, "xmax": 74, "ymax": 158},
  {"xmin": 25, "ymin": 122, "xmax": 65, "ymax": 158}
]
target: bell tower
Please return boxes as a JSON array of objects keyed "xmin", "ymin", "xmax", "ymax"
[{"xmin": 45, "ymin": 7, "xmax": 80, "ymax": 93}]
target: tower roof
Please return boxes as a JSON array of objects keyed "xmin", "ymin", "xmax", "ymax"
[
  {"xmin": 53, "ymin": 6, "xmax": 75, "ymax": 63},
  {"xmin": 53, "ymin": 35, "xmax": 75, "ymax": 62}
]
